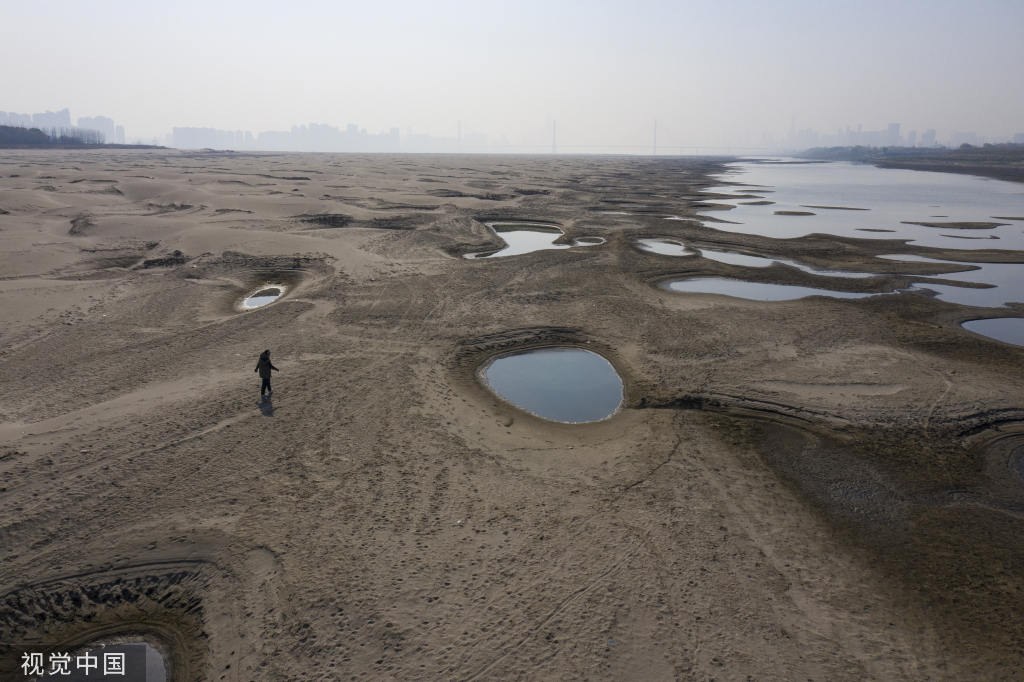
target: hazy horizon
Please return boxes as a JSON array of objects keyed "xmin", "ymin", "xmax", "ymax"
[{"xmin": 3, "ymin": 0, "xmax": 1023, "ymax": 149}]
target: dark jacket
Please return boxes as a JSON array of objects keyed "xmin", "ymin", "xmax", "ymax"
[{"xmin": 255, "ymin": 352, "xmax": 278, "ymax": 378}]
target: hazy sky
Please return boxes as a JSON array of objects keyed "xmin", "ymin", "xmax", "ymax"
[{"xmin": 3, "ymin": 0, "xmax": 1023, "ymax": 147}]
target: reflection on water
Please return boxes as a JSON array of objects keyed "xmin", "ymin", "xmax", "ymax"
[
  {"xmin": 635, "ymin": 239, "xmax": 873, "ymax": 278},
  {"xmin": 660, "ymin": 252, "xmax": 1024, "ymax": 307},
  {"xmin": 700, "ymin": 249, "xmax": 780, "ymax": 267},
  {"xmin": 665, "ymin": 276, "xmax": 895, "ymax": 301},
  {"xmin": 879, "ymin": 254, "xmax": 1024, "ymax": 307},
  {"xmin": 637, "ymin": 239, "xmax": 694, "ymax": 256},
  {"xmin": 699, "ymin": 249, "xmax": 875, "ymax": 278},
  {"xmin": 484, "ymin": 348, "xmax": 623, "ymax": 423},
  {"xmin": 962, "ymin": 318, "xmax": 1024, "ymax": 346},
  {"xmin": 689, "ymin": 161, "xmax": 1024, "ymax": 250},
  {"xmin": 243, "ymin": 287, "xmax": 283, "ymax": 308},
  {"xmin": 466, "ymin": 223, "xmax": 571, "ymax": 258}
]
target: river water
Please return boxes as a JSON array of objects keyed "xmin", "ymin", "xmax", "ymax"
[
  {"xmin": 688, "ymin": 160, "xmax": 1024, "ymax": 251},
  {"xmin": 656, "ymin": 160, "xmax": 1024, "ymax": 339}
]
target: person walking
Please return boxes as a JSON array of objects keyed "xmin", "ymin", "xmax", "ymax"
[{"xmin": 255, "ymin": 349, "xmax": 279, "ymax": 397}]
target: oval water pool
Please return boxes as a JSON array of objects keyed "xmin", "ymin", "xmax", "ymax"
[
  {"xmin": 243, "ymin": 287, "xmax": 283, "ymax": 308},
  {"xmin": 484, "ymin": 348, "xmax": 623, "ymax": 423},
  {"xmin": 961, "ymin": 318, "xmax": 1024, "ymax": 346}
]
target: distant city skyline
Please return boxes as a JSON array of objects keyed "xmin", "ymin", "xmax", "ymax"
[
  {"xmin": 2, "ymin": 1, "xmax": 1022, "ymax": 152},
  {"xmin": 3, "ymin": 105, "xmax": 1021, "ymax": 154}
]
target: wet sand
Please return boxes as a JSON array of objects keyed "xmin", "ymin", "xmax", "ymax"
[{"xmin": 1, "ymin": 150, "xmax": 1023, "ymax": 681}]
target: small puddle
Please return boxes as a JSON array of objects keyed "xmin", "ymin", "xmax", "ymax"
[
  {"xmin": 961, "ymin": 318, "xmax": 1024, "ymax": 346},
  {"xmin": 665, "ymin": 277, "xmax": 893, "ymax": 301},
  {"xmin": 483, "ymin": 348, "xmax": 623, "ymax": 423},
  {"xmin": 637, "ymin": 239, "xmax": 694, "ymax": 256},
  {"xmin": 60, "ymin": 641, "xmax": 167, "ymax": 681},
  {"xmin": 573, "ymin": 236, "xmax": 605, "ymax": 246},
  {"xmin": 242, "ymin": 286, "xmax": 284, "ymax": 308},
  {"xmin": 466, "ymin": 223, "xmax": 570, "ymax": 259}
]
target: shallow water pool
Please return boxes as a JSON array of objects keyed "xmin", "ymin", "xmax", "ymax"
[
  {"xmin": 878, "ymin": 254, "xmax": 1024, "ymax": 307},
  {"xmin": 637, "ymin": 239, "xmax": 694, "ymax": 256},
  {"xmin": 665, "ymin": 277, "xmax": 892, "ymax": 301},
  {"xmin": 242, "ymin": 287, "xmax": 283, "ymax": 308},
  {"xmin": 961, "ymin": 318, "xmax": 1024, "ymax": 346},
  {"xmin": 484, "ymin": 348, "xmax": 623, "ymax": 423},
  {"xmin": 699, "ymin": 249, "xmax": 876, "ymax": 278},
  {"xmin": 467, "ymin": 223, "xmax": 570, "ymax": 258}
]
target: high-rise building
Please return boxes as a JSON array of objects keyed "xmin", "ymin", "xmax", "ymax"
[
  {"xmin": 33, "ymin": 108, "xmax": 73, "ymax": 129},
  {"xmin": 115, "ymin": 125, "xmax": 125, "ymax": 144},
  {"xmin": 920, "ymin": 129, "xmax": 936, "ymax": 147},
  {"xmin": 78, "ymin": 116, "xmax": 115, "ymax": 144},
  {"xmin": 906, "ymin": 130, "xmax": 917, "ymax": 147},
  {"xmin": 0, "ymin": 111, "xmax": 33, "ymax": 127},
  {"xmin": 949, "ymin": 131, "xmax": 982, "ymax": 147},
  {"xmin": 886, "ymin": 123, "xmax": 900, "ymax": 146}
]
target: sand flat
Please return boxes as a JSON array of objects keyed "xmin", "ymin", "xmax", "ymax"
[
  {"xmin": 0, "ymin": 150, "xmax": 1023, "ymax": 681},
  {"xmin": 758, "ymin": 380, "xmax": 910, "ymax": 398}
]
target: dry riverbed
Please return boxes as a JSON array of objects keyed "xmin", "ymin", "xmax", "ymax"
[{"xmin": 1, "ymin": 150, "xmax": 1023, "ymax": 681}]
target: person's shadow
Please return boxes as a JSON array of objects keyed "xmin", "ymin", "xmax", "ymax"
[{"xmin": 257, "ymin": 394, "xmax": 274, "ymax": 416}]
